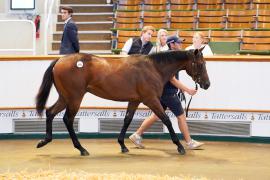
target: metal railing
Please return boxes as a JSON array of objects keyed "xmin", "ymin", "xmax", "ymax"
[{"xmin": 0, "ymin": 20, "xmax": 36, "ymax": 55}]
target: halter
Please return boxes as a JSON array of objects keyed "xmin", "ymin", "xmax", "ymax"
[
  {"xmin": 185, "ymin": 52, "xmax": 203, "ymax": 117},
  {"xmin": 191, "ymin": 52, "xmax": 204, "ymax": 86}
]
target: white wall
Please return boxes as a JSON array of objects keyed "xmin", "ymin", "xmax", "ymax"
[
  {"xmin": 0, "ymin": 58, "xmax": 269, "ymax": 137},
  {"xmin": 0, "ymin": 20, "xmax": 35, "ymax": 54},
  {"xmin": 0, "ymin": 59, "xmax": 269, "ymax": 111},
  {"xmin": 179, "ymin": 61, "xmax": 270, "ymax": 110},
  {"xmin": 0, "ymin": 1, "xmax": 4, "ymax": 12}
]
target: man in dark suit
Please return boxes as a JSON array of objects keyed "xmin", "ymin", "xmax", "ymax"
[{"xmin": 60, "ymin": 6, "xmax": 80, "ymax": 54}]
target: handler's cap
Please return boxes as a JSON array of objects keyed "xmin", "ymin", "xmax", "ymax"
[{"xmin": 166, "ymin": 35, "xmax": 185, "ymax": 44}]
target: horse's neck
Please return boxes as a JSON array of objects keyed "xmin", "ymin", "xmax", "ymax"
[
  {"xmin": 152, "ymin": 55, "xmax": 187, "ymax": 83},
  {"xmin": 158, "ymin": 63, "xmax": 184, "ymax": 82}
]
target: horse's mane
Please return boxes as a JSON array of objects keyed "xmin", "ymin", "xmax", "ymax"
[{"xmin": 148, "ymin": 50, "xmax": 188, "ymax": 65}]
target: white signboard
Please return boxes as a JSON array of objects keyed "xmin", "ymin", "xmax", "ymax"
[{"xmin": 11, "ymin": 0, "xmax": 35, "ymax": 10}]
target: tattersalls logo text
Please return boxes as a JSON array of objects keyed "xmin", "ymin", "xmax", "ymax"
[
  {"xmin": 257, "ymin": 113, "xmax": 270, "ymax": 120},
  {"xmin": 0, "ymin": 110, "xmax": 18, "ymax": 118},
  {"xmin": 211, "ymin": 112, "xmax": 247, "ymax": 120}
]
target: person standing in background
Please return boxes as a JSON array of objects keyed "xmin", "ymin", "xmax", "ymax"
[{"xmin": 60, "ymin": 6, "xmax": 80, "ymax": 55}]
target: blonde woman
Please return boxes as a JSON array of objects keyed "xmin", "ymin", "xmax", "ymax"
[
  {"xmin": 149, "ymin": 29, "xmax": 169, "ymax": 54},
  {"xmin": 185, "ymin": 32, "xmax": 213, "ymax": 56}
]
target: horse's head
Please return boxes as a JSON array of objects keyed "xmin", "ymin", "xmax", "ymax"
[{"xmin": 186, "ymin": 48, "xmax": 210, "ymax": 90}]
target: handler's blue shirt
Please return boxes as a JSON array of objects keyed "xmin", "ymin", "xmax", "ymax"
[
  {"xmin": 160, "ymin": 72, "xmax": 184, "ymax": 116},
  {"xmin": 162, "ymin": 72, "xmax": 179, "ymax": 95}
]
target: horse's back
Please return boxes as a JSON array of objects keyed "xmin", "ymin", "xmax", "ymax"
[
  {"xmin": 52, "ymin": 53, "xmax": 163, "ymax": 102},
  {"xmin": 85, "ymin": 54, "xmax": 164, "ymax": 101}
]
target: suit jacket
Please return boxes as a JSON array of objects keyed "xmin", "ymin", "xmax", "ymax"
[{"xmin": 60, "ymin": 19, "xmax": 80, "ymax": 54}]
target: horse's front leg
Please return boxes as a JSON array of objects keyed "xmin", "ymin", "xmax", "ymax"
[
  {"xmin": 118, "ymin": 101, "xmax": 140, "ymax": 153},
  {"xmin": 145, "ymin": 99, "xmax": 185, "ymax": 155}
]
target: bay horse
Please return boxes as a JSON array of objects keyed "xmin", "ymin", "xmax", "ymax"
[{"xmin": 36, "ymin": 49, "xmax": 210, "ymax": 156}]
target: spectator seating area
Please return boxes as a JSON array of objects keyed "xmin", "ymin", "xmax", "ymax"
[
  {"xmin": 115, "ymin": 0, "xmax": 270, "ymax": 11},
  {"xmin": 113, "ymin": 9, "xmax": 270, "ymax": 30},
  {"xmin": 111, "ymin": 0, "xmax": 270, "ymax": 54}
]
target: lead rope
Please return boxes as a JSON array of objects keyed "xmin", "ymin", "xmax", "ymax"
[{"xmin": 185, "ymin": 83, "xmax": 198, "ymax": 117}]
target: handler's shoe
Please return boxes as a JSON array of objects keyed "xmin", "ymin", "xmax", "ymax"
[
  {"xmin": 187, "ymin": 139, "xmax": 204, "ymax": 150},
  {"xmin": 129, "ymin": 133, "xmax": 145, "ymax": 149}
]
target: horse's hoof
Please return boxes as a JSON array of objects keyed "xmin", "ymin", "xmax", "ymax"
[
  {"xmin": 36, "ymin": 140, "xmax": 50, "ymax": 148},
  {"xmin": 121, "ymin": 147, "xmax": 129, "ymax": 153},
  {"xmin": 81, "ymin": 150, "xmax": 90, "ymax": 156},
  {"xmin": 178, "ymin": 147, "xmax": 186, "ymax": 155}
]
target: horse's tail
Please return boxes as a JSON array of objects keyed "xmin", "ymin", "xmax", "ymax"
[{"xmin": 36, "ymin": 59, "xmax": 58, "ymax": 116}]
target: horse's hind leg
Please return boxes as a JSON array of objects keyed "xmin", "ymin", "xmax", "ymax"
[
  {"xmin": 37, "ymin": 97, "xmax": 66, "ymax": 148},
  {"xmin": 63, "ymin": 101, "xmax": 89, "ymax": 156},
  {"xmin": 118, "ymin": 101, "xmax": 140, "ymax": 153},
  {"xmin": 145, "ymin": 99, "xmax": 185, "ymax": 155}
]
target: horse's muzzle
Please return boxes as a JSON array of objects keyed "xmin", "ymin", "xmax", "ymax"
[{"xmin": 201, "ymin": 81, "xmax": 210, "ymax": 90}]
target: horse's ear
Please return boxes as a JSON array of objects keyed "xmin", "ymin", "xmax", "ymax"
[
  {"xmin": 199, "ymin": 45, "xmax": 206, "ymax": 52},
  {"xmin": 193, "ymin": 46, "xmax": 205, "ymax": 57},
  {"xmin": 194, "ymin": 49, "xmax": 199, "ymax": 55}
]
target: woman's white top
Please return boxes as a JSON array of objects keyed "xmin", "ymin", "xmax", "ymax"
[
  {"xmin": 185, "ymin": 44, "xmax": 213, "ymax": 56},
  {"xmin": 149, "ymin": 44, "xmax": 169, "ymax": 54}
]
